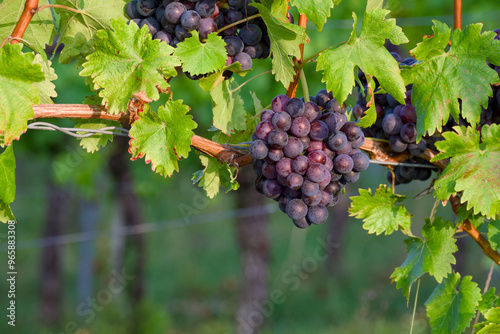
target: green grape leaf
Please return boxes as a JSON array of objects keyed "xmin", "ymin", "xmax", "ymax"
[
  {"xmin": 289, "ymin": 0, "xmax": 335, "ymax": 32},
  {"xmin": 455, "ymin": 205, "xmax": 485, "ymax": 229},
  {"xmin": 432, "ymin": 125, "xmax": 500, "ymax": 219},
  {"xmin": 349, "ymin": 184, "xmax": 412, "ymax": 235},
  {"xmin": 402, "ymin": 21, "xmax": 500, "ymax": 139},
  {"xmin": 391, "ymin": 218, "xmax": 457, "ymax": 299},
  {"xmin": 174, "ymin": 31, "xmax": 227, "ymax": 76},
  {"xmin": 55, "ymin": 0, "xmax": 128, "ymax": 63},
  {"xmin": 252, "ymin": 3, "xmax": 308, "ymax": 88},
  {"xmin": 129, "ymin": 100, "xmax": 197, "ymax": 177},
  {"xmin": 260, "ymin": 0, "xmax": 288, "ymax": 20},
  {"xmin": 488, "ymin": 220, "xmax": 500, "ymax": 251},
  {"xmin": 250, "ymin": 91, "xmax": 263, "ymax": 115},
  {"xmin": 357, "ymin": 78, "xmax": 377, "ymax": 127},
  {"xmin": 80, "ymin": 19, "xmax": 180, "ymax": 115},
  {"xmin": 75, "ymin": 119, "xmax": 120, "ymax": 153},
  {"xmin": 32, "ymin": 53, "xmax": 57, "ymax": 104},
  {"xmin": 478, "ymin": 288, "xmax": 498, "ymax": 315},
  {"xmin": 366, "ymin": 0, "xmax": 387, "ymax": 10},
  {"xmin": 0, "ymin": 44, "xmax": 44, "ymax": 146},
  {"xmin": 317, "ymin": 9, "xmax": 408, "ymax": 106},
  {"xmin": 213, "ymin": 112, "xmax": 259, "ymax": 145},
  {"xmin": 425, "ymin": 273, "xmax": 481, "ymax": 334},
  {"xmin": 199, "ymin": 62, "xmax": 249, "ymax": 92},
  {"xmin": 0, "ymin": 0, "xmax": 55, "ymax": 54},
  {"xmin": 0, "ymin": 146, "xmax": 16, "ymax": 223},
  {"xmin": 210, "ymin": 78, "xmax": 246, "ymax": 135},
  {"xmin": 476, "ymin": 307, "xmax": 500, "ymax": 334},
  {"xmin": 192, "ymin": 155, "xmax": 239, "ymax": 199}
]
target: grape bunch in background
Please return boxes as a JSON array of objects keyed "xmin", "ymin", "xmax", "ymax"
[
  {"xmin": 354, "ymin": 53, "xmax": 436, "ymax": 186},
  {"xmin": 249, "ymin": 90, "xmax": 370, "ymax": 228},
  {"xmin": 125, "ymin": 0, "xmax": 271, "ymax": 78}
]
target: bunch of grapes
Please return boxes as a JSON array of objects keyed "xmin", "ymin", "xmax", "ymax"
[
  {"xmin": 249, "ymin": 90, "xmax": 370, "ymax": 228},
  {"xmin": 353, "ymin": 53, "xmax": 436, "ymax": 185},
  {"xmin": 125, "ymin": 0, "xmax": 271, "ymax": 78}
]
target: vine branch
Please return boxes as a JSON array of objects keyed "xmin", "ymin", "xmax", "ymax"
[
  {"xmin": 286, "ymin": 14, "xmax": 307, "ymax": 98},
  {"xmin": 454, "ymin": 0, "xmax": 462, "ymax": 30},
  {"xmin": 1, "ymin": 0, "xmax": 39, "ymax": 47}
]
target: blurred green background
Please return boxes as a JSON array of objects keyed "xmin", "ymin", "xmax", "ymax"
[{"xmin": 1, "ymin": 0, "xmax": 499, "ymax": 333}]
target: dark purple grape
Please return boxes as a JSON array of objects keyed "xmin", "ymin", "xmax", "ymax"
[
  {"xmin": 175, "ymin": 24, "xmax": 192, "ymax": 41},
  {"xmin": 325, "ymin": 98, "xmax": 344, "ymax": 114},
  {"xmin": 283, "ymin": 187, "xmax": 301, "ymax": 199},
  {"xmin": 224, "ymin": 9, "xmax": 243, "ymax": 23},
  {"xmin": 318, "ymin": 172, "xmax": 331, "ymax": 188},
  {"xmin": 255, "ymin": 121, "xmax": 274, "ymax": 141},
  {"xmin": 228, "ymin": 0, "xmax": 243, "ymax": 10},
  {"xmin": 299, "ymin": 136, "xmax": 310, "ymax": 150},
  {"xmin": 340, "ymin": 122, "xmax": 363, "ymax": 142},
  {"xmin": 399, "ymin": 166, "xmax": 417, "ymax": 180},
  {"xmin": 307, "ymin": 205, "xmax": 328, "ymax": 224},
  {"xmin": 400, "ymin": 104, "xmax": 417, "ymax": 124},
  {"xmin": 249, "ymin": 139, "xmax": 268, "ymax": 159},
  {"xmin": 282, "ymin": 137, "xmax": 304, "ymax": 159},
  {"xmin": 315, "ymin": 89, "xmax": 333, "ymax": 108},
  {"xmin": 324, "ymin": 181, "xmax": 342, "ymax": 197},
  {"xmin": 239, "ymin": 24, "xmax": 262, "ymax": 45},
  {"xmin": 140, "ymin": 17, "xmax": 161, "ymax": 35},
  {"xmin": 351, "ymin": 152, "xmax": 370, "ymax": 172},
  {"xmin": 165, "ymin": 2, "xmax": 186, "ymax": 24},
  {"xmin": 180, "ymin": 10, "xmax": 201, "ymax": 30},
  {"xmin": 330, "ymin": 170, "xmax": 342, "ymax": 182},
  {"xmin": 224, "ymin": 36, "xmax": 244, "ymax": 56},
  {"xmin": 333, "ymin": 154, "xmax": 353, "ymax": 174},
  {"xmin": 233, "ymin": 52, "xmax": 253, "ymax": 70},
  {"xmin": 286, "ymin": 98, "xmax": 305, "ymax": 118},
  {"xmin": 255, "ymin": 177, "xmax": 266, "ymax": 193},
  {"xmin": 324, "ymin": 146, "xmax": 335, "ymax": 159},
  {"xmin": 279, "ymin": 196, "xmax": 291, "ymax": 213},
  {"xmin": 320, "ymin": 190, "xmax": 334, "ymax": 207},
  {"xmin": 306, "ymin": 163, "xmax": 328, "ymax": 183},
  {"xmin": 336, "ymin": 141, "xmax": 352, "ymax": 155},
  {"xmin": 400, "ymin": 123, "xmax": 417, "ymax": 143},
  {"xmin": 308, "ymin": 150, "xmax": 327, "ymax": 164},
  {"xmin": 154, "ymin": 30, "xmax": 174, "ymax": 44},
  {"xmin": 292, "ymin": 155, "xmax": 309, "ymax": 175},
  {"xmin": 263, "ymin": 179, "xmax": 282, "ymax": 199},
  {"xmin": 272, "ymin": 111, "xmax": 292, "ymax": 131},
  {"xmin": 416, "ymin": 168, "xmax": 432, "ymax": 181},
  {"xmin": 243, "ymin": 0, "xmax": 259, "ymax": 16},
  {"xmin": 276, "ymin": 157, "xmax": 293, "ymax": 178},
  {"xmin": 301, "ymin": 180, "xmax": 319, "ymax": 197},
  {"xmin": 137, "ymin": 0, "xmax": 157, "ymax": 16},
  {"xmin": 128, "ymin": 18, "xmax": 142, "ymax": 26},
  {"xmin": 302, "ymin": 101, "xmax": 320, "ymax": 122},
  {"xmin": 321, "ymin": 112, "xmax": 346, "ymax": 132},
  {"xmin": 286, "ymin": 199, "xmax": 308, "ymax": 220},
  {"xmin": 286, "ymin": 173, "xmax": 304, "ymax": 190},
  {"xmin": 271, "ymin": 94, "xmax": 290, "ymax": 113},
  {"xmin": 126, "ymin": 1, "xmax": 142, "ymax": 19},
  {"xmin": 260, "ymin": 109, "xmax": 275, "ymax": 122},
  {"xmin": 267, "ymin": 129, "xmax": 288, "ymax": 149},
  {"xmin": 262, "ymin": 162, "xmax": 277, "ymax": 180},
  {"xmin": 195, "ymin": 0, "xmax": 216, "ymax": 17},
  {"xmin": 199, "ymin": 17, "xmax": 218, "ymax": 39},
  {"xmin": 303, "ymin": 192, "xmax": 322, "ymax": 206},
  {"xmin": 244, "ymin": 43, "xmax": 263, "ymax": 59},
  {"xmin": 324, "ymin": 157, "xmax": 334, "ymax": 172},
  {"xmin": 341, "ymin": 171, "xmax": 360, "ymax": 183},
  {"xmin": 352, "ymin": 103, "xmax": 366, "ymax": 119},
  {"xmin": 293, "ymin": 217, "xmax": 311, "ymax": 228},
  {"xmin": 308, "ymin": 121, "xmax": 329, "ymax": 141},
  {"xmin": 408, "ymin": 139, "xmax": 427, "ymax": 156},
  {"xmin": 382, "ymin": 113, "xmax": 403, "ymax": 136},
  {"xmin": 277, "ymin": 175, "xmax": 288, "ymax": 186},
  {"xmin": 389, "ymin": 135, "xmax": 408, "ymax": 152},
  {"xmin": 290, "ymin": 117, "xmax": 310, "ymax": 137},
  {"xmin": 327, "ymin": 131, "xmax": 347, "ymax": 152},
  {"xmin": 267, "ymin": 148, "xmax": 283, "ymax": 162},
  {"xmin": 350, "ymin": 132, "xmax": 365, "ymax": 149}
]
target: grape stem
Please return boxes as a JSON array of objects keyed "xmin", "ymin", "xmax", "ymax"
[
  {"xmin": 1, "ymin": 0, "xmax": 39, "ymax": 48},
  {"xmin": 216, "ymin": 14, "xmax": 261, "ymax": 34},
  {"xmin": 299, "ymin": 69, "xmax": 310, "ymax": 102},
  {"xmin": 230, "ymin": 70, "xmax": 272, "ymax": 93}
]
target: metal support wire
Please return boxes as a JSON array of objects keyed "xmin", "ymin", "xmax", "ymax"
[
  {"xmin": 27, "ymin": 121, "xmax": 129, "ymax": 138},
  {"xmin": 369, "ymin": 159, "xmax": 438, "ymax": 169}
]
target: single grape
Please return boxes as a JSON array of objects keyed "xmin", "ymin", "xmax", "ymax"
[
  {"xmin": 324, "ymin": 147, "xmax": 335, "ymax": 160},
  {"xmin": 286, "ymin": 173, "xmax": 304, "ymax": 190},
  {"xmin": 233, "ymin": 52, "xmax": 253, "ymax": 70},
  {"xmin": 263, "ymin": 179, "xmax": 282, "ymax": 199},
  {"xmin": 318, "ymin": 172, "xmax": 331, "ymax": 189},
  {"xmin": 333, "ymin": 154, "xmax": 354, "ymax": 174},
  {"xmin": 272, "ymin": 111, "xmax": 292, "ymax": 131},
  {"xmin": 154, "ymin": 30, "xmax": 174, "ymax": 44},
  {"xmin": 400, "ymin": 104, "xmax": 417, "ymax": 124},
  {"xmin": 271, "ymin": 95, "xmax": 290, "ymax": 113},
  {"xmin": 282, "ymin": 137, "xmax": 304, "ymax": 159},
  {"xmin": 267, "ymin": 148, "xmax": 283, "ymax": 162},
  {"xmin": 199, "ymin": 17, "xmax": 218, "ymax": 39},
  {"xmin": 302, "ymin": 191, "xmax": 322, "ymax": 206},
  {"xmin": 175, "ymin": 24, "xmax": 192, "ymax": 41},
  {"xmin": 340, "ymin": 122, "xmax": 363, "ymax": 142},
  {"xmin": 255, "ymin": 121, "xmax": 274, "ymax": 141},
  {"xmin": 330, "ymin": 170, "xmax": 342, "ymax": 182},
  {"xmin": 324, "ymin": 181, "xmax": 342, "ymax": 197},
  {"xmin": 165, "ymin": 2, "xmax": 187, "ymax": 24},
  {"xmin": 286, "ymin": 199, "xmax": 308, "ymax": 220},
  {"xmin": 283, "ymin": 187, "xmax": 301, "ymax": 199},
  {"xmin": 350, "ymin": 132, "xmax": 365, "ymax": 149},
  {"xmin": 292, "ymin": 217, "xmax": 311, "ymax": 229},
  {"xmin": 307, "ymin": 205, "xmax": 328, "ymax": 224},
  {"xmin": 335, "ymin": 141, "xmax": 352, "ymax": 155},
  {"xmin": 262, "ymin": 162, "xmax": 277, "ymax": 180},
  {"xmin": 325, "ymin": 98, "xmax": 344, "ymax": 114},
  {"xmin": 137, "ymin": 0, "xmax": 157, "ymax": 16},
  {"xmin": 321, "ymin": 112, "xmax": 347, "ymax": 132},
  {"xmin": 400, "ymin": 123, "xmax": 417, "ymax": 143},
  {"xmin": 195, "ymin": 0, "xmax": 216, "ymax": 17},
  {"xmin": 290, "ymin": 117, "xmax": 311, "ymax": 138},
  {"xmin": 255, "ymin": 177, "xmax": 266, "ymax": 194},
  {"xmin": 416, "ymin": 168, "xmax": 432, "ymax": 181},
  {"xmin": 260, "ymin": 109, "xmax": 275, "ymax": 122},
  {"xmin": 308, "ymin": 150, "xmax": 327, "ymax": 165},
  {"xmin": 315, "ymin": 89, "xmax": 333, "ymax": 109},
  {"xmin": 389, "ymin": 135, "xmax": 408, "ymax": 152},
  {"xmin": 302, "ymin": 101, "xmax": 320, "ymax": 122},
  {"xmin": 244, "ymin": 44, "xmax": 263, "ymax": 59},
  {"xmin": 126, "ymin": 1, "xmax": 142, "ymax": 19},
  {"xmin": 276, "ymin": 157, "xmax": 293, "ymax": 178},
  {"xmin": 299, "ymin": 136, "xmax": 310, "ymax": 150},
  {"xmin": 180, "ymin": 10, "xmax": 201, "ymax": 30},
  {"xmin": 341, "ymin": 170, "xmax": 360, "ymax": 183},
  {"xmin": 382, "ymin": 113, "xmax": 403, "ymax": 136},
  {"xmin": 309, "ymin": 121, "xmax": 329, "ymax": 141},
  {"xmin": 351, "ymin": 152, "xmax": 370, "ymax": 172},
  {"xmin": 324, "ymin": 157, "xmax": 334, "ymax": 172},
  {"xmin": 408, "ymin": 138, "xmax": 427, "ymax": 156},
  {"xmin": 301, "ymin": 180, "xmax": 319, "ymax": 197},
  {"xmin": 285, "ymin": 98, "xmax": 305, "ymax": 118},
  {"xmin": 267, "ymin": 129, "xmax": 288, "ymax": 149},
  {"xmin": 320, "ymin": 190, "xmax": 334, "ymax": 207},
  {"xmin": 239, "ymin": 24, "xmax": 262, "ymax": 45},
  {"xmin": 249, "ymin": 139, "xmax": 268, "ymax": 159},
  {"xmin": 306, "ymin": 163, "xmax": 328, "ymax": 183},
  {"xmin": 224, "ymin": 36, "xmax": 244, "ymax": 56},
  {"xmin": 292, "ymin": 155, "xmax": 309, "ymax": 175},
  {"xmin": 128, "ymin": 18, "xmax": 142, "ymax": 26},
  {"xmin": 307, "ymin": 141, "xmax": 325, "ymax": 153},
  {"xmin": 228, "ymin": 0, "xmax": 244, "ymax": 10},
  {"xmin": 398, "ymin": 166, "xmax": 417, "ymax": 180},
  {"xmin": 277, "ymin": 175, "xmax": 288, "ymax": 187},
  {"xmin": 327, "ymin": 131, "xmax": 348, "ymax": 152},
  {"xmin": 224, "ymin": 9, "xmax": 243, "ymax": 24},
  {"xmin": 243, "ymin": 0, "xmax": 259, "ymax": 16}
]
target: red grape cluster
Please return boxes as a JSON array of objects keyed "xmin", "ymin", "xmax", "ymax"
[
  {"xmin": 354, "ymin": 53, "xmax": 435, "ymax": 185},
  {"xmin": 250, "ymin": 90, "xmax": 369, "ymax": 228},
  {"xmin": 125, "ymin": 0, "xmax": 270, "ymax": 79}
]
